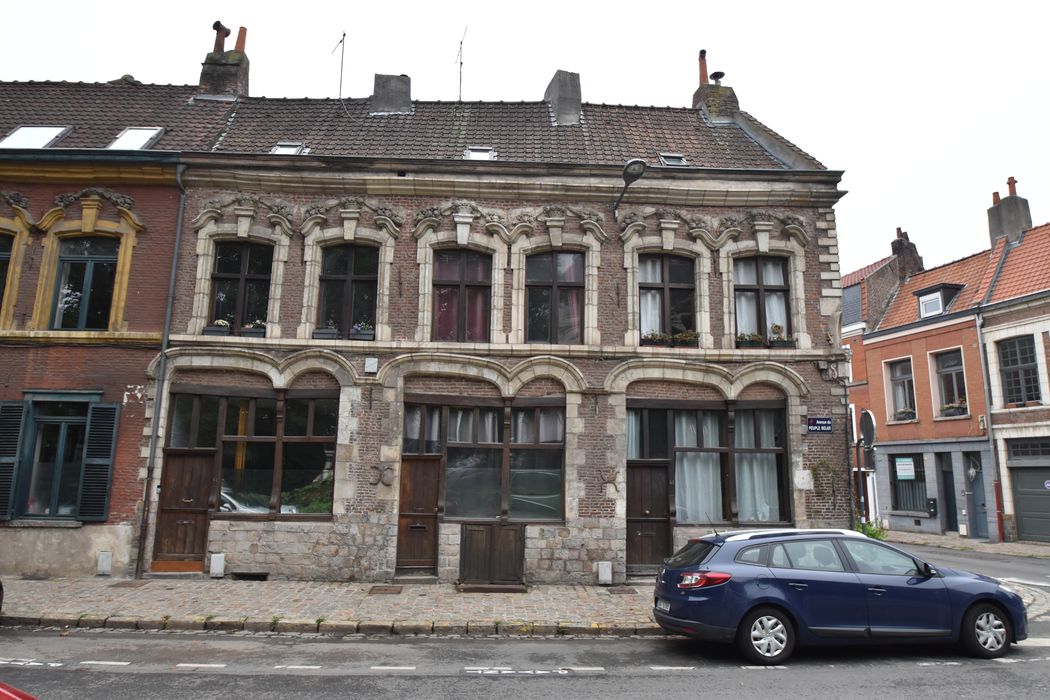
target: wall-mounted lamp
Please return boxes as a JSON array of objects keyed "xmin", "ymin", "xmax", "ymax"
[{"xmin": 612, "ymin": 158, "xmax": 647, "ymax": 222}]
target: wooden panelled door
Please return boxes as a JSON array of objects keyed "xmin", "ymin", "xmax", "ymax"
[
  {"xmin": 626, "ymin": 462, "xmax": 671, "ymax": 569},
  {"xmin": 396, "ymin": 457, "xmax": 439, "ymax": 571},
  {"xmin": 153, "ymin": 450, "xmax": 216, "ymax": 569},
  {"xmin": 460, "ymin": 522, "xmax": 525, "ymax": 585}
]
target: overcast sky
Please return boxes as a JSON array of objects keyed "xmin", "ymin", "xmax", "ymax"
[{"xmin": 4, "ymin": 1, "xmax": 1047, "ymax": 273}]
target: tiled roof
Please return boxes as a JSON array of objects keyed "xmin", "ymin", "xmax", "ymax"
[
  {"xmin": 876, "ymin": 250, "xmax": 994, "ymax": 330},
  {"xmin": 842, "ymin": 256, "xmax": 894, "ymax": 288},
  {"xmin": 987, "ymin": 223, "xmax": 1050, "ymax": 304},
  {"xmin": 0, "ymin": 80, "xmax": 234, "ymax": 151},
  {"xmin": 0, "ymin": 81, "xmax": 812, "ymax": 169}
]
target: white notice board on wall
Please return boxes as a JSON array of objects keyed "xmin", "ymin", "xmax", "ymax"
[{"xmin": 896, "ymin": 457, "xmax": 915, "ymax": 481}]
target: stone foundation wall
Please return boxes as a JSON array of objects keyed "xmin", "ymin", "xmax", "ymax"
[
  {"xmin": 525, "ymin": 520, "xmax": 626, "ymax": 584},
  {"xmin": 0, "ymin": 523, "xmax": 133, "ymax": 577}
]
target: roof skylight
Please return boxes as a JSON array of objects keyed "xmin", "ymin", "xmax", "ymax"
[
  {"xmin": 107, "ymin": 127, "xmax": 164, "ymax": 150},
  {"xmin": 0, "ymin": 125, "xmax": 70, "ymax": 149},
  {"xmin": 464, "ymin": 147, "xmax": 496, "ymax": 161},
  {"xmin": 658, "ymin": 153, "xmax": 688, "ymax": 166},
  {"xmin": 271, "ymin": 142, "xmax": 305, "ymax": 155}
]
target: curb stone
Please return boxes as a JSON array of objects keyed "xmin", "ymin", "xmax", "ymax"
[
  {"xmin": 205, "ymin": 616, "xmax": 246, "ymax": 632},
  {"xmin": 40, "ymin": 614, "xmax": 79, "ymax": 628},
  {"xmin": 393, "ymin": 621, "xmax": 432, "ymax": 635},
  {"xmin": 77, "ymin": 614, "xmax": 107, "ymax": 629},
  {"xmin": 104, "ymin": 616, "xmax": 140, "ymax": 630},
  {"xmin": 244, "ymin": 618, "xmax": 275, "ymax": 632},
  {"xmin": 318, "ymin": 620, "xmax": 358, "ymax": 634},
  {"xmin": 136, "ymin": 617, "xmax": 168, "ymax": 631},
  {"xmin": 357, "ymin": 621, "xmax": 392, "ymax": 634},
  {"xmin": 274, "ymin": 619, "xmax": 318, "ymax": 633},
  {"xmin": 431, "ymin": 622, "xmax": 467, "ymax": 635},
  {"xmin": 166, "ymin": 616, "xmax": 205, "ymax": 631}
]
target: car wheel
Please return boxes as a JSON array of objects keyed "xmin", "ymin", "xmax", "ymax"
[
  {"xmin": 961, "ymin": 602, "xmax": 1011, "ymax": 659},
  {"xmin": 736, "ymin": 606, "xmax": 796, "ymax": 665}
]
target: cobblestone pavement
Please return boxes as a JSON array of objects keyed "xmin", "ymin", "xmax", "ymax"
[{"xmin": 2, "ymin": 531, "xmax": 1047, "ymax": 636}]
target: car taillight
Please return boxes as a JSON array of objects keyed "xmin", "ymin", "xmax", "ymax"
[{"xmin": 677, "ymin": 571, "xmax": 732, "ymax": 589}]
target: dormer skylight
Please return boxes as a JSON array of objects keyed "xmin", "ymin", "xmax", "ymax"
[
  {"xmin": 464, "ymin": 146, "xmax": 496, "ymax": 161},
  {"xmin": 107, "ymin": 127, "xmax": 164, "ymax": 150},
  {"xmin": 271, "ymin": 142, "xmax": 305, "ymax": 155},
  {"xmin": 658, "ymin": 153, "xmax": 688, "ymax": 166},
  {"xmin": 0, "ymin": 125, "xmax": 70, "ymax": 149},
  {"xmin": 914, "ymin": 283, "xmax": 963, "ymax": 319}
]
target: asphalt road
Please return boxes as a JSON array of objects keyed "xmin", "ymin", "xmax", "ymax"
[
  {"xmin": 2, "ymin": 632, "xmax": 1049, "ymax": 699},
  {"xmin": 902, "ymin": 543, "xmax": 1050, "ymax": 589}
]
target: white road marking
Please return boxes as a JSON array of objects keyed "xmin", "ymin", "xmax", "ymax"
[
  {"xmin": 176, "ymin": 663, "xmax": 227, "ymax": 669},
  {"xmin": 992, "ymin": 658, "xmax": 1019, "ymax": 664},
  {"xmin": 1020, "ymin": 638, "xmax": 1050, "ymax": 647},
  {"xmin": 918, "ymin": 661, "xmax": 961, "ymax": 666},
  {"xmin": 0, "ymin": 659, "xmax": 44, "ymax": 667},
  {"xmin": 81, "ymin": 660, "xmax": 131, "ymax": 666},
  {"xmin": 370, "ymin": 665, "xmax": 416, "ymax": 671},
  {"xmin": 275, "ymin": 664, "xmax": 322, "ymax": 670},
  {"xmin": 465, "ymin": 666, "xmax": 511, "ymax": 671},
  {"xmin": 739, "ymin": 665, "xmax": 787, "ymax": 670},
  {"xmin": 564, "ymin": 667, "xmax": 606, "ymax": 672},
  {"xmin": 650, "ymin": 665, "xmax": 696, "ymax": 671}
]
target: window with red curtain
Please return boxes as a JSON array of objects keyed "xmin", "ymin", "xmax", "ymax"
[{"xmin": 432, "ymin": 249, "xmax": 491, "ymax": 342}]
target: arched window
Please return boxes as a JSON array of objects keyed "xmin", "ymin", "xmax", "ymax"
[
  {"xmin": 51, "ymin": 237, "xmax": 119, "ymax": 330},
  {"xmin": 432, "ymin": 249, "xmax": 492, "ymax": 342},
  {"xmin": 211, "ymin": 242, "xmax": 273, "ymax": 335},
  {"xmin": 525, "ymin": 251, "xmax": 584, "ymax": 344},
  {"xmin": 317, "ymin": 244, "xmax": 379, "ymax": 339}
]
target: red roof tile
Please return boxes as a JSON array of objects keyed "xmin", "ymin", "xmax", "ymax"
[
  {"xmin": 842, "ymin": 256, "xmax": 893, "ymax": 288},
  {"xmin": 876, "ymin": 250, "xmax": 995, "ymax": 330},
  {"xmin": 987, "ymin": 223, "xmax": 1050, "ymax": 304}
]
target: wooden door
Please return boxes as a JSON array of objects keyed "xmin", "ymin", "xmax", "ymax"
[
  {"xmin": 626, "ymin": 463, "xmax": 670, "ymax": 567},
  {"xmin": 460, "ymin": 522, "xmax": 525, "ymax": 584},
  {"xmin": 153, "ymin": 450, "xmax": 216, "ymax": 564},
  {"xmin": 396, "ymin": 457, "xmax": 440, "ymax": 570}
]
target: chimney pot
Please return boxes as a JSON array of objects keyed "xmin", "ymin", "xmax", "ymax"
[
  {"xmin": 199, "ymin": 20, "xmax": 249, "ymax": 97},
  {"xmin": 1007, "ymin": 176, "xmax": 1018, "ymax": 197},
  {"xmin": 211, "ymin": 21, "xmax": 230, "ymax": 53},
  {"xmin": 992, "ymin": 192, "xmax": 1000, "ymax": 205},
  {"xmin": 699, "ymin": 49, "xmax": 709, "ymax": 86},
  {"xmin": 235, "ymin": 27, "xmax": 247, "ymax": 53}
]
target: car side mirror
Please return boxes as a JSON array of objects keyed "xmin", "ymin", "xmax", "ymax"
[{"xmin": 922, "ymin": 562, "xmax": 938, "ymax": 578}]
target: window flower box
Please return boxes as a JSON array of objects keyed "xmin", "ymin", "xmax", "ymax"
[
  {"xmin": 735, "ymin": 333, "xmax": 766, "ymax": 349},
  {"xmin": 671, "ymin": 331, "xmax": 700, "ymax": 348},
  {"xmin": 940, "ymin": 402, "xmax": 967, "ymax": 417},
  {"xmin": 240, "ymin": 327, "xmax": 266, "ymax": 338},
  {"xmin": 894, "ymin": 408, "xmax": 916, "ymax": 421},
  {"xmin": 348, "ymin": 321, "xmax": 375, "ymax": 341},
  {"xmin": 312, "ymin": 328, "xmax": 339, "ymax": 340},
  {"xmin": 768, "ymin": 339, "xmax": 796, "ymax": 349},
  {"xmin": 203, "ymin": 320, "xmax": 230, "ymax": 336},
  {"xmin": 641, "ymin": 332, "xmax": 672, "ymax": 347}
]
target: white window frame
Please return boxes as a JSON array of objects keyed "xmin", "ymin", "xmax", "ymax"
[
  {"xmin": 464, "ymin": 146, "xmax": 496, "ymax": 161},
  {"xmin": 271, "ymin": 142, "xmax": 305, "ymax": 155},
  {"xmin": 107, "ymin": 127, "xmax": 164, "ymax": 150},
  {"xmin": 919, "ymin": 291, "xmax": 943, "ymax": 318},
  {"xmin": 658, "ymin": 153, "xmax": 688, "ymax": 166},
  {"xmin": 0, "ymin": 125, "xmax": 70, "ymax": 149},
  {"xmin": 883, "ymin": 355, "xmax": 916, "ymax": 422}
]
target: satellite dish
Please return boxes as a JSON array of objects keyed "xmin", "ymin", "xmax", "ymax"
[{"xmin": 859, "ymin": 410, "xmax": 876, "ymax": 446}]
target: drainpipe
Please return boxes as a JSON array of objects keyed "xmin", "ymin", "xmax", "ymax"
[
  {"xmin": 975, "ymin": 310, "xmax": 1005, "ymax": 542},
  {"xmin": 134, "ymin": 163, "xmax": 187, "ymax": 578}
]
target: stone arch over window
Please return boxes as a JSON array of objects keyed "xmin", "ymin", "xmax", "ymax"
[
  {"xmin": 298, "ymin": 198, "xmax": 402, "ymax": 340},
  {"xmin": 187, "ymin": 196, "xmax": 294, "ymax": 336},
  {"xmin": 30, "ymin": 189, "xmax": 142, "ymax": 332},
  {"xmin": 619, "ymin": 211, "xmax": 714, "ymax": 347},
  {"xmin": 0, "ymin": 191, "xmax": 33, "ymax": 329},
  {"xmin": 503, "ymin": 206, "xmax": 607, "ymax": 346},
  {"xmin": 719, "ymin": 214, "xmax": 810, "ymax": 349},
  {"xmin": 413, "ymin": 202, "xmax": 509, "ymax": 343}
]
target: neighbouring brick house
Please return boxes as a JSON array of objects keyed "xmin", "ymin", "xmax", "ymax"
[
  {"xmin": 2, "ymin": 26, "xmax": 851, "ymax": 583},
  {"xmin": 845, "ymin": 181, "xmax": 1050, "ymax": 543}
]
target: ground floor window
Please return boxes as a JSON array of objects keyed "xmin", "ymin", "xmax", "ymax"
[
  {"xmin": 167, "ymin": 389, "xmax": 337, "ymax": 515},
  {"xmin": 890, "ymin": 453, "xmax": 926, "ymax": 511},
  {"xmin": 626, "ymin": 403, "xmax": 787, "ymax": 524},
  {"xmin": 402, "ymin": 398, "xmax": 565, "ymax": 521},
  {"xmin": 0, "ymin": 396, "xmax": 119, "ymax": 521}
]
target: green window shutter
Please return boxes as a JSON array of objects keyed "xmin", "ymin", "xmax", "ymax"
[
  {"xmin": 0, "ymin": 401, "xmax": 28, "ymax": 520},
  {"xmin": 77, "ymin": 402, "xmax": 120, "ymax": 522}
]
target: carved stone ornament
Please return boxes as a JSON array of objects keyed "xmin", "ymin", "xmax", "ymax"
[
  {"xmin": 619, "ymin": 211, "xmax": 642, "ymax": 230},
  {"xmin": 203, "ymin": 194, "xmax": 294, "ymax": 220},
  {"xmin": 54, "ymin": 187, "xmax": 134, "ymax": 210},
  {"xmin": 414, "ymin": 206, "xmax": 441, "ymax": 225},
  {"xmin": 782, "ymin": 214, "xmax": 805, "ymax": 231},
  {"xmin": 1, "ymin": 191, "xmax": 29, "ymax": 209},
  {"xmin": 304, "ymin": 196, "xmax": 404, "ymax": 229},
  {"xmin": 746, "ymin": 211, "xmax": 777, "ymax": 226}
]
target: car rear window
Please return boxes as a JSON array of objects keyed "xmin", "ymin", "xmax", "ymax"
[{"xmin": 665, "ymin": 540, "xmax": 717, "ymax": 568}]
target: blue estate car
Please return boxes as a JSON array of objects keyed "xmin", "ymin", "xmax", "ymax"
[{"xmin": 653, "ymin": 529, "xmax": 1028, "ymax": 664}]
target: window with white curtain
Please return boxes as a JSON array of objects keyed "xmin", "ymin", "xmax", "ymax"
[
  {"xmin": 626, "ymin": 405, "xmax": 786, "ymax": 525},
  {"xmin": 733, "ymin": 257, "xmax": 789, "ymax": 338},
  {"xmin": 638, "ymin": 254, "xmax": 695, "ymax": 338}
]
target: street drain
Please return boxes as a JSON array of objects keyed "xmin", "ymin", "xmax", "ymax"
[
  {"xmin": 109, "ymin": 580, "xmax": 151, "ymax": 588},
  {"xmin": 607, "ymin": 587, "xmax": 637, "ymax": 595}
]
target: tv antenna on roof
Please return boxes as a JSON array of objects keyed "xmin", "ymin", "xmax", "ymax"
[
  {"xmin": 332, "ymin": 31, "xmax": 347, "ymax": 100},
  {"xmin": 455, "ymin": 26, "xmax": 468, "ymax": 101}
]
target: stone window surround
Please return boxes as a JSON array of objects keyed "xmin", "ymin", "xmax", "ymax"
[
  {"xmin": 621, "ymin": 230, "xmax": 712, "ymax": 347},
  {"xmin": 0, "ymin": 199, "xmax": 32, "ymax": 330},
  {"xmin": 719, "ymin": 237, "xmax": 810, "ymax": 349},
  {"xmin": 30, "ymin": 195, "xmax": 142, "ymax": 332},
  {"xmin": 297, "ymin": 214, "xmax": 398, "ymax": 341},
  {"xmin": 414, "ymin": 227, "xmax": 507, "ymax": 344},
  {"xmin": 509, "ymin": 227, "xmax": 604, "ymax": 346},
  {"xmin": 187, "ymin": 206, "xmax": 293, "ymax": 336},
  {"xmin": 984, "ymin": 321, "xmax": 1049, "ymax": 409}
]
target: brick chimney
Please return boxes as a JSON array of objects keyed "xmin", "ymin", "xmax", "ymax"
[
  {"xmin": 890, "ymin": 227, "xmax": 924, "ymax": 281},
  {"xmin": 691, "ymin": 50, "xmax": 739, "ymax": 122},
  {"xmin": 544, "ymin": 70, "xmax": 582, "ymax": 126},
  {"xmin": 371, "ymin": 74, "xmax": 412, "ymax": 114},
  {"xmin": 987, "ymin": 177, "xmax": 1032, "ymax": 244},
  {"xmin": 198, "ymin": 21, "xmax": 250, "ymax": 97}
]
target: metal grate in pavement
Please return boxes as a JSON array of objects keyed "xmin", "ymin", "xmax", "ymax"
[
  {"xmin": 368, "ymin": 585, "xmax": 403, "ymax": 595},
  {"xmin": 607, "ymin": 587, "xmax": 638, "ymax": 595},
  {"xmin": 108, "ymin": 580, "xmax": 151, "ymax": 588}
]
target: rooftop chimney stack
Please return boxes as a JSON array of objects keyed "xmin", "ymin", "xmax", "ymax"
[
  {"xmin": 371, "ymin": 74, "xmax": 413, "ymax": 115},
  {"xmin": 544, "ymin": 70, "xmax": 582, "ymax": 126},
  {"xmin": 691, "ymin": 49, "xmax": 739, "ymax": 122},
  {"xmin": 890, "ymin": 227, "xmax": 924, "ymax": 281},
  {"xmin": 987, "ymin": 176, "xmax": 1032, "ymax": 244},
  {"xmin": 198, "ymin": 20, "xmax": 250, "ymax": 98}
]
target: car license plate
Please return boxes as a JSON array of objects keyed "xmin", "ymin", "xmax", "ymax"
[{"xmin": 656, "ymin": 598, "xmax": 671, "ymax": 612}]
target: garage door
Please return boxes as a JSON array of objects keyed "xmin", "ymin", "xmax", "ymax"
[{"xmin": 1012, "ymin": 466, "xmax": 1050, "ymax": 543}]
